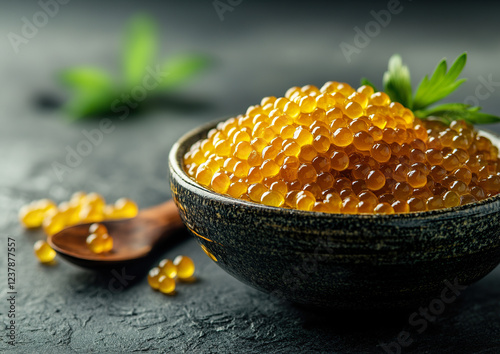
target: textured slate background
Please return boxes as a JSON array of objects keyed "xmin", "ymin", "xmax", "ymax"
[{"xmin": 1, "ymin": 0, "xmax": 499, "ymax": 352}]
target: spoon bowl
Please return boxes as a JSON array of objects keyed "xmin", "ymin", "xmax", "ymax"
[
  {"xmin": 48, "ymin": 201, "xmax": 185, "ymax": 269},
  {"xmin": 169, "ymin": 119, "xmax": 500, "ymax": 310}
]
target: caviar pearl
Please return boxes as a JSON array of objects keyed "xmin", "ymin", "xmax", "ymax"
[
  {"xmin": 174, "ymin": 255, "xmax": 195, "ymax": 279},
  {"xmin": 183, "ymin": 82, "xmax": 500, "ymax": 214},
  {"xmin": 34, "ymin": 240, "xmax": 56, "ymax": 263}
]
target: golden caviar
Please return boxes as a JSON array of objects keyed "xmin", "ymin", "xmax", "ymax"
[
  {"xmin": 147, "ymin": 255, "xmax": 195, "ymax": 294},
  {"xmin": 184, "ymin": 82, "xmax": 500, "ymax": 214},
  {"xmin": 147, "ymin": 267, "xmax": 162, "ymax": 289},
  {"xmin": 19, "ymin": 199, "xmax": 57, "ymax": 229},
  {"xmin": 86, "ymin": 223, "xmax": 113, "ymax": 254},
  {"xmin": 33, "ymin": 240, "xmax": 56, "ymax": 263},
  {"xmin": 158, "ymin": 276, "xmax": 176, "ymax": 295},
  {"xmin": 19, "ymin": 193, "xmax": 139, "ymax": 236},
  {"xmin": 174, "ymin": 255, "xmax": 195, "ymax": 279},
  {"xmin": 159, "ymin": 258, "xmax": 177, "ymax": 278}
]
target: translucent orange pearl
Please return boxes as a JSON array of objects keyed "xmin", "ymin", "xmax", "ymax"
[
  {"xmin": 34, "ymin": 240, "xmax": 56, "ymax": 263},
  {"xmin": 366, "ymin": 170, "xmax": 386, "ymax": 191},
  {"xmin": 332, "ymin": 128, "xmax": 354, "ymax": 147},
  {"xmin": 173, "ymin": 255, "xmax": 195, "ymax": 279}
]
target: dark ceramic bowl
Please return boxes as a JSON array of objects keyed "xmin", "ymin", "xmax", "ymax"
[{"xmin": 169, "ymin": 119, "xmax": 500, "ymax": 310}]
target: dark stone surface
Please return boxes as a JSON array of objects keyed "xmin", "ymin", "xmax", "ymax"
[
  {"xmin": 1, "ymin": 0, "xmax": 500, "ymax": 352},
  {"xmin": 170, "ymin": 119, "xmax": 500, "ymax": 310}
]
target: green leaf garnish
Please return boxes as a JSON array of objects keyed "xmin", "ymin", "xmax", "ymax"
[
  {"xmin": 123, "ymin": 15, "xmax": 157, "ymax": 87},
  {"xmin": 414, "ymin": 103, "xmax": 500, "ymax": 125},
  {"xmin": 64, "ymin": 90, "xmax": 116, "ymax": 120},
  {"xmin": 363, "ymin": 52, "xmax": 500, "ymax": 124},
  {"xmin": 160, "ymin": 55, "xmax": 211, "ymax": 90},
  {"xmin": 59, "ymin": 67, "xmax": 114, "ymax": 92},
  {"xmin": 382, "ymin": 54, "xmax": 413, "ymax": 109},
  {"xmin": 58, "ymin": 15, "xmax": 210, "ymax": 120},
  {"xmin": 360, "ymin": 78, "xmax": 378, "ymax": 92},
  {"xmin": 413, "ymin": 53, "xmax": 467, "ymax": 111}
]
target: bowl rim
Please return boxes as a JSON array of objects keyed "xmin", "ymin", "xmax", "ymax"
[{"xmin": 169, "ymin": 117, "xmax": 500, "ymax": 220}]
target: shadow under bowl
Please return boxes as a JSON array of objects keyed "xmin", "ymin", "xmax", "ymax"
[{"xmin": 169, "ymin": 119, "xmax": 500, "ymax": 310}]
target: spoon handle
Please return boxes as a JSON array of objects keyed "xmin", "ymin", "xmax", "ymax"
[{"xmin": 137, "ymin": 200, "xmax": 185, "ymax": 244}]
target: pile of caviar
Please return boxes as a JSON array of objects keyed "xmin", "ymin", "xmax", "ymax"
[
  {"xmin": 184, "ymin": 82, "xmax": 500, "ymax": 214},
  {"xmin": 86, "ymin": 223, "xmax": 113, "ymax": 254},
  {"xmin": 19, "ymin": 192, "xmax": 139, "ymax": 236},
  {"xmin": 19, "ymin": 192, "xmax": 139, "ymax": 264},
  {"xmin": 148, "ymin": 255, "xmax": 195, "ymax": 295}
]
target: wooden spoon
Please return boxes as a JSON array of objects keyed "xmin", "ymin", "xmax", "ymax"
[{"xmin": 48, "ymin": 200, "xmax": 186, "ymax": 268}]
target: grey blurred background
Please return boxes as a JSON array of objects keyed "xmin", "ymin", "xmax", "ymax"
[
  {"xmin": 2, "ymin": 0, "xmax": 500, "ymax": 204},
  {"xmin": 1, "ymin": 0, "xmax": 499, "ymax": 352}
]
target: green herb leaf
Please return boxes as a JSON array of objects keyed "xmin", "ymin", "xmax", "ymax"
[
  {"xmin": 382, "ymin": 54, "xmax": 413, "ymax": 108},
  {"xmin": 360, "ymin": 78, "xmax": 378, "ymax": 92},
  {"xmin": 123, "ymin": 15, "xmax": 157, "ymax": 87},
  {"xmin": 63, "ymin": 90, "xmax": 115, "ymax": 119},
  {"xmin": 413, "ymin": 53, "xmax": 467, "ymax": 111},
  {"xmin": 159, "ymin": 55, "xmax": 211, "ymax": 89},
  {"xmin": 414, "ymin": 102, "xmax": 500, "ymax": 125},
  {"xmin": 59, "ymin": 67, "xmax": 114, "ymax": 91}
]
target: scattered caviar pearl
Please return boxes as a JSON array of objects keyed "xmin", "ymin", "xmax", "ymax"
[
  {"xmin": 83, "ymin": 192, "xmax": 105, "ymax": 212},
  {"xmin": 19, "ymin": 205, "xmax": 45, "ymax": 229},
  {"xmin": 114, "ymin": 198, "xmax": 139, "ymax": 218},
  {"xmin": 158, "ymin": 275, "xmax": 176, "ymax": 294},
  {"xmin": 58, "ymin": 202, "xmax": 80, "ymax": 225},
  {"xmin": 43, "ymin": 210, "xmax": 66, "ymax": 236},
  {"xmin": 33, "ymin": 240, "xmax": 56, "ymax": 263},
  {"xmin": 173, "ymin": 255, "xmax": 195, "ymax": 279},
  {"xmin": 19, "ymin": 199, "xmax": 57, "ymax": 228},
  {"xmin": 148, "ymin": 267, "xmax": 161, "ymax": 289},
  {"xmin": 159, "ymin": 259, "xmax": 177, "ymax": 278},
  {"xmin": 79, "ymin": 205, "xmax": 104, "ymax": 224},
  {"xmin": 86, "ymin": 233, "xmax": 113, "ymax": 254},
  {"xmin": 89, "ymin": 223, "xmax": 108, "ymax": 237}
]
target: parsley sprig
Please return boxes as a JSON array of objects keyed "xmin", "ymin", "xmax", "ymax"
[
  {"xmin": 362, "ymin": 53, "xmax": 500, "ymax": 124},
  {"xmin": 59, "ymin": 15, "xmax": 210, "ymax": 119}
]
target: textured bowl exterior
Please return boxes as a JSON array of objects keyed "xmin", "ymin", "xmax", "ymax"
[{"xmin": 169, "ymin": 120, "xmax": 500, "ymax": 309}]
